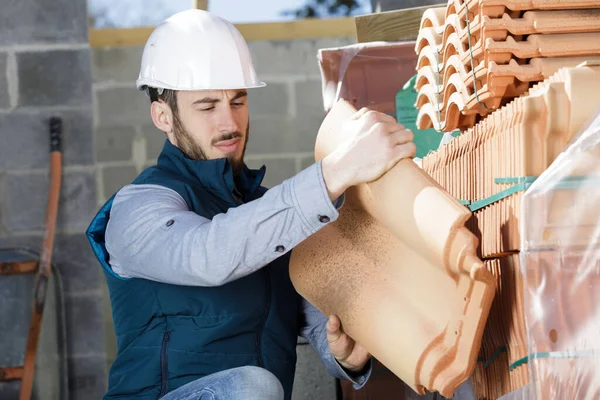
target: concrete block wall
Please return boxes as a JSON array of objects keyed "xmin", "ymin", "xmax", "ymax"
[
  {"xmin": 93, "ymin": 36, "xmax": 353, "ymax": 399},
  {"xmin": 0, "ymin": 0, "xmax": 107, "ymax": 399}
]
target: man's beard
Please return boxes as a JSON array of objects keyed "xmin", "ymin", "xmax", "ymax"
[{"xmin": 172, "ymin": 113, "xmax": 249, "ymax": 175}]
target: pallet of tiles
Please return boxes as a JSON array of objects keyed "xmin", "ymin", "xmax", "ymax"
[
  {"xmin": 422, "ymin": 63, "xmax": 600, "ymax": 258},
  {"xmin": 414, "ymin": 1, "xmax": 600, "ymax": 132}
]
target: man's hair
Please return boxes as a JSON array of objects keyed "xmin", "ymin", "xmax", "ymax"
[{"xmin": 148, "ymin": 88, "xmax": 178, "ymax": 115}]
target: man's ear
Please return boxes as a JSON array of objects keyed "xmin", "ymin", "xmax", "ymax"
[{"xmin": 151, "ymin": 101, "xmax": 174, "ymax": 134}]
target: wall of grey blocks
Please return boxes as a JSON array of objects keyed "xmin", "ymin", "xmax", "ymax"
[{"xmin": 0, "ymin": 0, "xmax": 106, "ymax": 399}]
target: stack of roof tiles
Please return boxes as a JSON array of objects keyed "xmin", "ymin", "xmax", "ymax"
[
  {"xmin": 414, "ymin": 0, "xmax": 600, "ymax": 132},
  {"xmin": 422, "ymin": 62, "xmax": 600, "ymax": 398}
]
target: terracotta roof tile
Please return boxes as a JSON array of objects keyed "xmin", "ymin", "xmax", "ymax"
[{"xmin": 289, "ymin": 100, "xmax": 495, "ymax": 398}]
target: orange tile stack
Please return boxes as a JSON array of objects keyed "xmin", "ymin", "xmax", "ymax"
[
  {"xmin": 422, "ymin": 64, "xmax": 600, "ymax": 258},
  {"xmin": 415, "ymin": 0, "xmax": 600, "ymax": 132},
  {"xmin": 422, "ymin": 63, "xmax": 600, "ymax": 398}
]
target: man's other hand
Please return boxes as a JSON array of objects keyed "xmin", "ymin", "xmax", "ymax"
[{"xmin": 326, "ymin": 315, "xmax": 371, "ymax": 372}]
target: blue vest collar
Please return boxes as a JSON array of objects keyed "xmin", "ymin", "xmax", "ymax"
[{"xmin": 157, "ymin": 139, "xmax": 266, "ymax": 202}]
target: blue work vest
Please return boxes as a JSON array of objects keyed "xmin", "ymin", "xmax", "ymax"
[{"xmin": 86, "ymin": 140, "xmax": 301, "ymax": 399}]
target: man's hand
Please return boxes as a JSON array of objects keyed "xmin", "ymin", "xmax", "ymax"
[
  {"xmin": 326, "ymin": 315, "xmax": 371, "ymax": 373},
  {"xmin": 322, "ymin": 108, "xmax": 416, "ymax": 200}
]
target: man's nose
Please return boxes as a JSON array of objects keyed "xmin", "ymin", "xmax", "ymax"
[{"xmin": 217, "ymin": 106, "xmax": 239, "ymax": 133}]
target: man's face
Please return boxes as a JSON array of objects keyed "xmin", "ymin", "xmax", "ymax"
[{"xmin": 166, "ymin": 89, "xmax": 250, "ymax": 173}]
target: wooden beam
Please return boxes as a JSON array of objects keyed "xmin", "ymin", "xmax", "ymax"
[
  {"xmin": 89, "ymin": 17, "xmax": 357, "ymax": 48},
  {"xmin": 354, "ymin": 4, "xmax": 445, "ymax": 43},
  {"xmin": 194, "ymin": 0, "xmax": 209, "ymax": 10}
]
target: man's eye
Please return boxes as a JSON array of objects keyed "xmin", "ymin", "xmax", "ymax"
[
  {"xmin": 232, "ymin": 102, "xmax": 245, "ymax": 107},
  {"xmin": 200, "ymin": 107, "xmax": 215, "ymax": 111}
]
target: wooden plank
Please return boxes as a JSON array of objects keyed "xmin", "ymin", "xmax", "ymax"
[
  {"xmin": 0, "ymin": 261, "xmax": 37, "ymax": 275},
  {"xmin": 89, "ymin": 17, "xmax": 356, "ymax": 48},
  {"xmin": 194, "ymin": 0, "xmax": 209, "ymax": 10},
  {"xmin": 354, "ymin": 4, "xmax": 445, "ymax": 43},
  {"xmin": 0, "ymin": 367, "xmax": 24, "ymax": 381}
]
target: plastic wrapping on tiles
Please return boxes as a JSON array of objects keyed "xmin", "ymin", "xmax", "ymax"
[
  {"xmin": 317, "ymin": 41, "xmax": 417, "ymax": 115},
  {"xmin": 520, "ymin": 107, "xmax": 600, "ymax": 399}
]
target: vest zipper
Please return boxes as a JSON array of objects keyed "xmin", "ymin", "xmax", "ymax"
[
  {"xmin": 158, "ymin": 330, "xmax": 171, "ymax": 398},
  {"xmin": 256, "ymin": 268, "xmax": 271, "ymax": 367}
]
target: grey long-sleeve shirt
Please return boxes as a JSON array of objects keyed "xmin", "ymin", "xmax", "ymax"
[{"xmin": 104, "ymin": 161, "xmax": 370, "ymax": 388}]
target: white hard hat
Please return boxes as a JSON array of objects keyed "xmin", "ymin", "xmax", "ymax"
[{"xmin": 136, "ymin": 9, "xmax": 265, "ymax": 92}]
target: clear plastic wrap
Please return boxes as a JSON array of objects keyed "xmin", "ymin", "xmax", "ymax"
[
  {"xmin": 521, "ymin": 107, "xmax": 600, "ymax": 399},
  {"xmin": 317, "ymin": 41, "xmax": 417, "ymax": 114}
]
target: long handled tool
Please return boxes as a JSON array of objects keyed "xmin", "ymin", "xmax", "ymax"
[{"xmin": 18, "ymin": 117, "xmax": 62, "ymax": 400}]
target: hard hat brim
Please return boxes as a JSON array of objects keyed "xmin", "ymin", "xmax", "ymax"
[{"xmin": 136, "ymin": 79, "xmax": 267, "ymax": 92}]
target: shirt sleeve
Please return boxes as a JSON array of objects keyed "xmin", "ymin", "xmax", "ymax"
[
  {"xmin": 298, "ymin": 297, "xmax": 372, "ymax": 389},
  {"xmin": 105, "ymin": 161, "xmax": 343, "ymax": 286}
]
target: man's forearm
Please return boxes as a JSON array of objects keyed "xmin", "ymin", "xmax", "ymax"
[{"xmin": 105, "ymin": 162, "xmax": 342, "ymax": 286}]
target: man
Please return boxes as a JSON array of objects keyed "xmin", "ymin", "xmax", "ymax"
[{"xmin": 86, "ymin": 9, "xmax": 416, "ymax": 400}]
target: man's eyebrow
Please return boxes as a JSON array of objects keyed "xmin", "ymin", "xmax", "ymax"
[
  {"xmin": 193, "ymin": 97, "xmax": 220, "ymax": 105},
  {"xmin": 231, "ymin": 90, "xmax": 248, "ymax": 101},
  {"xmin": 192, "ymin": 90, "xmax": 247, "ymax": 105}
]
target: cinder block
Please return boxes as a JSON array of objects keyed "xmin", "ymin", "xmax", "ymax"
[
  {"xmin": 67, "ymin": 356, "xmax": 108, "ymax": 400},
  {"xmin": 249, "ymin": 38, "xmax": 352, "ymax": 78},
  {"xmin": 248, "ymin": 81, "xmax": 290, "ymax": 117},
  {"xmin": 300, "ymin": 156, "xmax": 316, "ymax": 172},
  {"xmin": 65, "ymin": 295, "xmax": 105, "ymax": 356},
  {"xmin": 95, "ymin": 126, "xmax": 135, "ymax": 162},
  {"xmin": 0, "ymin": 381, "xmax": 20, "ymax": 399},
  {"xmin": 102, "ymin": 165, "xmax": 138, "ymax": 198},
  {"xmin": 295, "ymin": 79, "xmax": 327, "ymax": 120},
  {"xmin": 141, "ymin": 124, "xmax": 167, "ymax": 161},
  {"xmin": 246, "ymin": 117, "xmax": 316, "ymax": 155},
  {"xmin": 0, "ymin": 109, "xmax": 93, "ymax": 169},
  {"xmin": 0, "ymin": 274, "xmax": 32, "ymax": 365},
  {"xmin": 4, "ymin": 171, "xmax": 97, "ymax": 232},
  {"xmin": 92, "ymin": 47, "xmax": 143, "ymax": 84},
  {"xmin": 17, "ymin": 49, "xmax": 92, "ymax": 107},
  {"xmin": 245, "ymin": 157, "xmax": 296, "ymax": 188},
  {"xmin": 292, "ymin": 344, "xmax": 337, "ymax": 400},
  {"xmin": 96, "ymin": 87, "xmax": 150, "ymax": 128},
  {"xmin": 54, "ymin": 234, "xmax": 104, "ymax": 294},
  {"xmin": 0, "ymin": 234, "xmax": 102, "ymax": 295},
  {"xmin": 0, "ymin": 53, "xmax": 10, "ymax": 109},
  {"xmin": 294, "ymin": 79, "xmax": 326, "ymax": 145},
  {"xmin": 296, "ymin": 114, "xmax": 323, "ymax": 148},
  {"xmin": 0, "ymin": 0, "xmax": 87, "ymax": 45}
]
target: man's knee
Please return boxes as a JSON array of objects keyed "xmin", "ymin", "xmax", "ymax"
[{"xmin": 229, "ymin": 366, "xmax": 284, "ymax": 400}]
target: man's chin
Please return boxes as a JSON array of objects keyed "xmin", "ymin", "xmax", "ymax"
[{"xmin": 224, "ymin": 154, "xmax": 244, "ymax": 174}]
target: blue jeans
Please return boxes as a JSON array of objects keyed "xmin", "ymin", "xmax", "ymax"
[{"xmin": 161, "ymin": 366, "xmax": 284, "ymax": 400}]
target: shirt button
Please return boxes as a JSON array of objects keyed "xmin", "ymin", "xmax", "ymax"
[
  {"xmin": 166, "ymin": 219, "xmax": 175, "ymax": 227},
  {"xmin": 275, "ymin": 245, "xmax": 285, "ymax": 253},
  {"xmin": 319, "ymin": 215, "xmax": 330, "ymax": 223}
]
